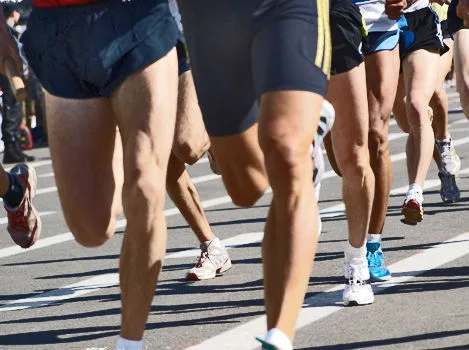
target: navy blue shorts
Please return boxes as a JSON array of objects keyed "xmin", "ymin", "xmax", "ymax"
[
  {"xmin": 21, "ymin": 0, "xmax": 178, "ymax": 99},
  {"xmin": 177, "ymin": 0, "xmax": 330, "ymax": 137}
]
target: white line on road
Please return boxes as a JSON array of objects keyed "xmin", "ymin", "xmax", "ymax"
[
  {"xmin": 185, "ymin": 231, "xmax": 469, "ymax": 350},
  {"xmin": 2, "ymin": 165, "xmax": 466, "ymax": 311}
]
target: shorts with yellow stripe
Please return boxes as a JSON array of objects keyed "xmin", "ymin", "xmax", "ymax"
[
  {"xmin": 330, "ymin": 0, "xmax": 368, "ymax": 75},
  {"xmin": 251, "ymin": 0, "xmax": 331, "ymax": 97},
  {"xmin": 177, "ymin": 0, "xmax": 330, "ymax": 137}
]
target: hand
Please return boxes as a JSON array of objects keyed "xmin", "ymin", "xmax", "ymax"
[
  {"xmin": 456, "ymin": 0, "xmax": 469, "ymax": 27},
  {"xmin": 385, "ymin": 0, "xmax": 408, "ymax": 20}
]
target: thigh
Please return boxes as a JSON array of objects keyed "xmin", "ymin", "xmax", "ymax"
[
  {"xmin": 110, "ymin": 48, "xmax": 178, "ymax": 187},
  {"xmin": 402, "ymin": 49, "xmax": 441, "ymax": 107},
  {"xmin": 437, "ymin": 39, "xmax": 454, "ymax": 85},
  {"xmin": 45, "ymin": 93, "xmax": 119, "ymax": 224},
  {"xmin": 327, "ymin": 63, "xmax": 369, "ymax": 162},
  {"xmin": 365, "ymin": 46, "xmax": 400, "ymax": 128}
]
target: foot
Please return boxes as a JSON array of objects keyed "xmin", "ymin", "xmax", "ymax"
[
  {"xmin": 4, "ymin": 164, "xmax": 41, "ymax": 248},
  {"xmin": 401, "ymin": 190, "xmax": 424, "ymax": 225},
  {"xmin": 435, "ymin": 137, "xmax": 461, "ymax": 176},
  {"xmin": 438, "ymin": 171, "xmax": 461, "ymax": 203},
  {"xmin": 366, "ymin": 241, "xmax": 392, "ymax": 282},
  {"xmin": 343, "ymin": 257, "xmax": 374, "ymax": 306},
  {"xmin": 256, "ymin": 328, "xmax": 293, "ymax": 350},
  {"xmin": 186, "ymin": 237, "xmax": 232, "ymax": 280}
]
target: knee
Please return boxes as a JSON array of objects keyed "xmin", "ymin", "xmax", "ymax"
[
  {"xmin": 368, "ymin": 127, "xmax": 390, "ymax": 160},
  {"xmin": 223, "ymin": 171, "xmax": 267, "ymax": 207},
  {"xmin": 172, "ymin": 137, "xmax": 210, "ymax": 165},
  {"xmin": 259, "ymin": 132, "xmax": 308, "ymax": 188},
  {"xmin": 337, "ymin": 146, "xmax": 370, "ymax": 179},
  {"xmin": 67, "ymin": 212, "xmax": 117, "ymax": 248},
  {"xmin": 406, "ymin": 98, "xmax": 432, "ymax": 125}
]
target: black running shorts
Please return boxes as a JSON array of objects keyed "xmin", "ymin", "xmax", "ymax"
[
  {"xmin": 448, "ymin": 0, "xmax": 465, "ymax": 35},
  {"xmin": 21, "ymin": 0, "xmax": 178, "ymax": 98},
  {"xmin": 398, "ymin": 7, "xmax": 446, "ymax": 60},
  {"xmin": 330, "ymin": 0, "xmax": 367, "ymax": 75},
  {"xmin": 177, "ymin": 0, "xmax": 331, "ymax": 137}
]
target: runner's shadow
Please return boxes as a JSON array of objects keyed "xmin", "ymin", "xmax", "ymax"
[{"xmin": 295, "ymin": 329, "xmax": 469, "ymax": 349}]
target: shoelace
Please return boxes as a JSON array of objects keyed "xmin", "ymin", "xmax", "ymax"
[
  {"xmin": 194, "ymin": 250, "xmax": 209, "ymax": 268},
  {"xmin": 346, "ymin": 264, "xmax": 368, "ymax": 287},
  {"xmin": 437, "ymin": 141, "xmax": 453, "ymax": 163},
  {"xmin": 367, "ymin": 250, "xmax": 382, "ymax": 268}
]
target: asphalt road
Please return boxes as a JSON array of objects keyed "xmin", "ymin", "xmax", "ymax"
[{"xmin": 0, "ymin": 90, "xmax": 468, "ymax": 350}]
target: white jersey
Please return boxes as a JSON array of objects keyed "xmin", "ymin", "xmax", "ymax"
[
  {"xmin": 405, "ymin": 0, "xmax": 430, "ymax": 13},
  {"xmin": 353, "ymin": 0, "xmax": 398, "ymax": 32},
  {"xmin": 168, "ymin": 0, "xmax": 183, "ymax": 33}
]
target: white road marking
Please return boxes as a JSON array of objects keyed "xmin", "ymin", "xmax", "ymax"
[
  {"xmin": 1, "ymin": 135, "xmax": 468, "ymax": 258},
  {"xmin": 185, "ymin": 231, "xmax": 469, "ymax": 350},
  {"xmin": 3, "ymin": 164, "xmax": 466, "ymax": 311}
]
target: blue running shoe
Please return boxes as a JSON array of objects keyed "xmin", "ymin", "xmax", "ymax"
[{"xmin": 366, "ymin": 242, "xmax": 392, "ymax": 282}]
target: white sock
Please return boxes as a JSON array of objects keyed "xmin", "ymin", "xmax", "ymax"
[
  {"xmin": 116, "ymin": 337, "xmax": 143, "ymax": 350},
  {"xmin": 408, "ymin": 183, "xmax": 422, "ymax": 194},
  {"xmin": 264, "ymin": 328, "xmax": 293, "ymax": 350},
  {"xmin": 367, "ymin": 234, "xmax": 381, "ymax": 243},
  {"xmin": 345, "ymin": 241, "xmax": 366, "ymax": 260}
]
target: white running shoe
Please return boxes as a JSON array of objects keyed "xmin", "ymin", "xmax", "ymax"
[
  {"xmin": 343, "ymin": 257, "xmax": 374, "ymax": 306},
  {"xmin": 435, "ymin": 137, "xmax": 461, "ymax": 176},
  {"xmin": 186, "ymin": 237, "xmax": 232, "ymax": 281},
  {"xmin": 316, "ymin": 100, "xmax": 335, "ymax": 147}
]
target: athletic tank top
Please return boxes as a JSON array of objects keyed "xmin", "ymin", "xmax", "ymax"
[{"xmin": 405, "ymin": 0, "xmax": 429, "ymax": 13}]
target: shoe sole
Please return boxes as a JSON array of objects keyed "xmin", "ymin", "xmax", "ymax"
[
  {"xmin": 401, "ymin": 206, "xmax": 423, "ymax": 225},
  {"xmin": 370, "ymin": 274, "xmax": 392, "ymax": 282},
  {"xmin": 186, "ymin": 259, "xmax": 232, "ymax": 281},
  {"xmin": 343, "ymin": 296, "xmax": 375, "ymax": 306}
]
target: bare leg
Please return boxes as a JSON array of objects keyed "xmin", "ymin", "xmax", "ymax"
[
  {"xmin": 173, "ymin": 70, "xmax": 210, "ymax": 165},
  {"xmin": 365, "ymin": 47, "xmax": 400, "ymax": 235},
  {"xmin": 111, "ymin": 48, "xmax": 178, "ymax": 340},
  {"xmin": 402, "ymin": 49, "xmax": 440, "ymax": 187},
  {"xmin": 326, "ymin": 63, "xmax": 375, "ymax": 248},
  {"xmin": 259, "ymin": 91, "xmax": 321, "ymax": 340},
  {"xmin": 45, "ymin": 93, "xmax": 122, "ymax": 246},
  {"xmin": 166, "ymin": 152, "xmax": 215, "ymax": 243},
  {"xmin": 454, "ymin": 29, "xmax": 469, "ymax": 119}
]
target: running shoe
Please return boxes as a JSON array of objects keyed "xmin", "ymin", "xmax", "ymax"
[
  {"xmin": 435, "ymin": 137, "xmax": 461, "ymax": 176},
  {"xmin": 401, "ymin": 189, "xmax": 424, "ymax": 225},
  {"xmin": 366, "ymin": 241, "xmax": 392, "ymax": 282},
  {"xmin": 343, "ymin": 257, "xmax": 374, "ymax": 306},
  {"xmin": 5, "ymin": 164, "xmax": 41, "ymax": 248},
  {"xmin": 255, "ymin": 338, "xmax": 280, "ymax": 350},
  {"xmin": 316, "ymin": 100, "xmax": 335, "ymax": 147},
  {"xmin": 186, "ymin": 237, "xmax": 232, "ymax": 280},
  {"xmin": 256, "ymin": 328, "xmax": 293, "ymax": 350},
  {"xmin": 438, "ymin": 171, "xmax": 461, "ymax": 203}
]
